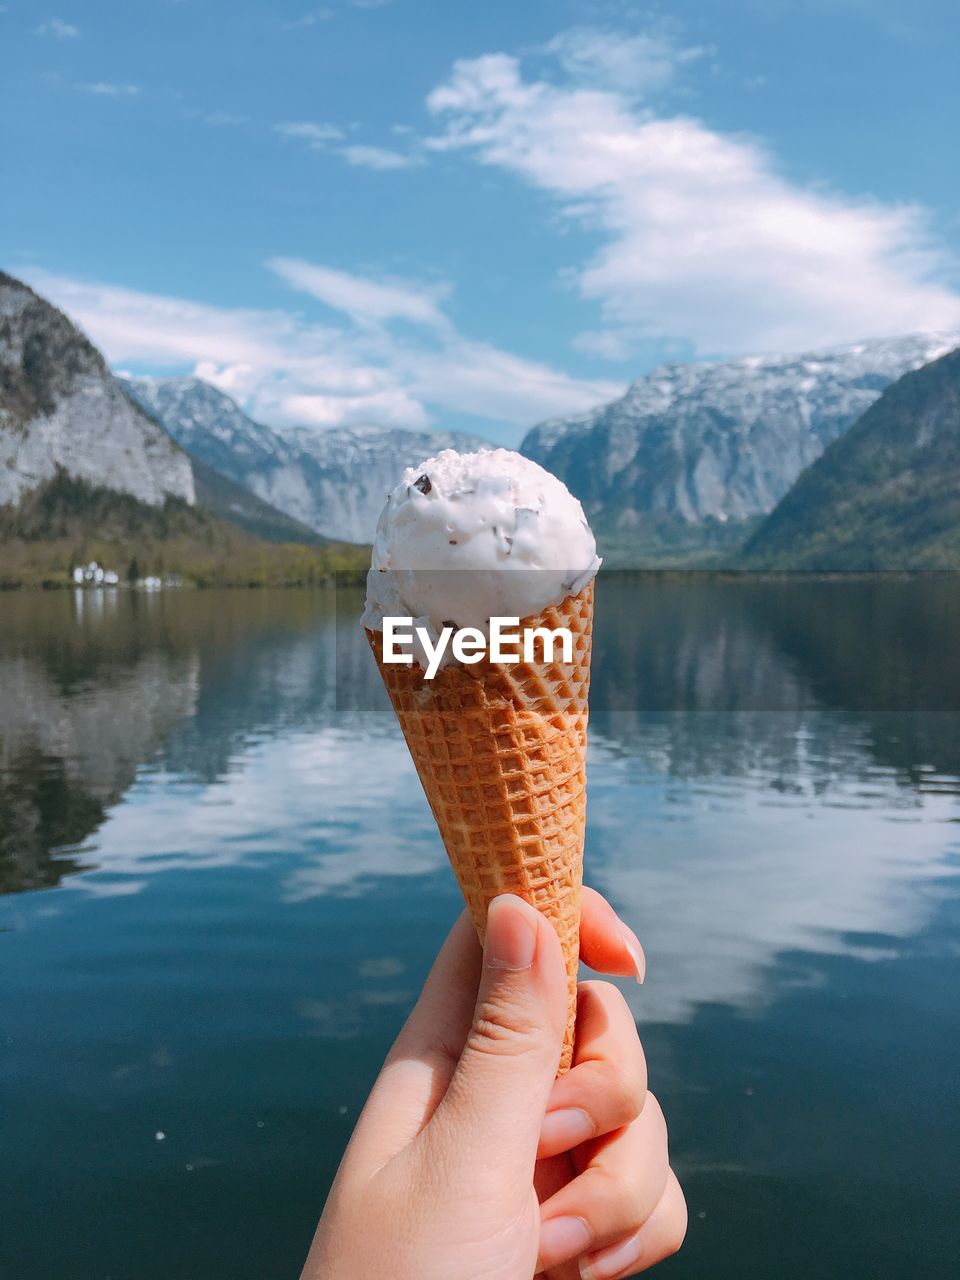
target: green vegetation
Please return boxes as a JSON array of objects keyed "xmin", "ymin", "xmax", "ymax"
[
  {"xmin": 187, "ymin": 453, "xmax": 329, "ymax": 544},
  {"xmin": 741, "ymin": 347, "xmax": 960, "ymax": 569},
  {"xmin": 597, "ymin": 515, "xmax": 760, "ymax": 568},
  {"xmin": 0, "ymin": 472, "xmax": 368, "ymax": 590}
]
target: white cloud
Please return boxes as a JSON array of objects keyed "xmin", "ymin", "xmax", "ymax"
[
  {"xmin": 340, "ymin": 144, "xmax": 424, "ymax": 171},
  {"xmin": 276, "ymin": 124, "xmax": 424, "ymax": 171},
  {"xmin": 205, "ymin": 111, "xmax": 248, "ymax": 127},
  {"xmin": 25, "ymin": 271, "xmax": 304, "ymax": 367},
  {"xmin": 24, "ymin": 265, "xmax": 620, "ymax": 439},
  {"xmin": 36, "ymin": 17, "xmax": 79, "ymax": 38},
  {"xmin": 544, "ymin": 24, "xmax": 706, "ymax": 95},
  {"xmin": 281, "ymin": 8, "xmax": 333, "ymax": 30},
  {"xmin": 275, "ymin": 120, "xmax": 344, "ymax": 146},
  {"xmin": 79, "ymin": 81, "xmax": 141, "ymax": 96},
  {"xmin": 571, "ymin": 327, "xmax": 640, "ymax": 361},
  {"xmin": 278, "ymin": 388, "xmax": 430, "ymax": 429},
  {"xmin": 269, "ymin": 256, "xmax": 450, "ymax": 329},
  {"xmin": 427, "ymin": 40, "xmax": 960, "ymax": 357}
]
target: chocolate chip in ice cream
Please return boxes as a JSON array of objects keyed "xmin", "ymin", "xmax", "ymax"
[{"xmin": 360, "ymin": 447, "xmax": 601, "ymax": 642}]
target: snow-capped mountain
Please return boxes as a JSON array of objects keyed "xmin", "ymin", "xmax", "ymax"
[
  {"xmin": 121, "ymin": 376, "xmax": 290, "ymax": 480},
  {"xmin": 275, "ymin": 422, "xmax": 493, "ymax": 545},
  {"xmin": 0, "ymin": 272, "xmax": 194, "ymax": 509},
  {"xmin": 522, "ymin": 334, "xmax": 960, "ymax": 534},
  {"xmin": 743, "ymin": 345, "xmax": 960, "ymax": 569},
  {"xmin": 123, "ymin": 376, "xmax": 490, "ymax": 544}
]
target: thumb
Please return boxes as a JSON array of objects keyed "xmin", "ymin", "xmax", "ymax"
[{"xmin": 427, "ymin": 894, "xmax": 569, "ymax": 1180}]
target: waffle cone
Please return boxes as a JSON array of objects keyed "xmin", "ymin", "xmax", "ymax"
[{"xmin": 366, "ymin": 580, "xmax": 593, "ymax": 1073}]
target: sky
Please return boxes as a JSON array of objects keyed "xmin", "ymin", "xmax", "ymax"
[{"xmin": 3, "ymin": 0, "xmax": 960, "ymax": 444}]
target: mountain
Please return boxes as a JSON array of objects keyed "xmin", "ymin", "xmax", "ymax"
[
  {"xmin": 122, "ymin": 376, "xmax": 490, "ymax": 544},
  {"xmin": 276, "ymin": 421, "xmax": 492, "ymax": 543},
  {"xmin": 188, "ymin": 455, "xmax": 325, "ymax": 545},
  {"xmin": 0, "ymin": 470, "xmax": 367, "ymax": 590},
  {"xmin": 1, "ymin": 271, "xmax": 195, "ymax": 509},
  {"xmin": 0, "ymin": 272, "xmax": 366, "ymax": 588},
  {"xmin": 521, "ymin": 334, "xmax": 960, "ymax": 563},
  {"xmin": 741, "ymin": 346, "xmax": 960, "ymax": 569},
  {"xmin": 120, "ymin": 374, "xmax": 289, "ymax": 486}
]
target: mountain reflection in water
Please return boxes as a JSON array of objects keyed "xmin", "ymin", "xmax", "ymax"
[{"xmin": 1, "ymin": 578, "xmax": 958, "ymax": 1280}]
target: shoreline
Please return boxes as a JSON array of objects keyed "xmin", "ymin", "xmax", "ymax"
[{"xmin": 5, "ymin": 565, "xmax": 958, "ymax": 593}]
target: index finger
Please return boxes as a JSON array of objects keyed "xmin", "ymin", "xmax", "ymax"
[{"xmin": 579, "ymin": 886, "xmax": 645, "ymax": 982}]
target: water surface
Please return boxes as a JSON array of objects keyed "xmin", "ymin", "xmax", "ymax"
[{"xmin": 1, "ymin": 580, "xmax": 958, "ymax": 1279}]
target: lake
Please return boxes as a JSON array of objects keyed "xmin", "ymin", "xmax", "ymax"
[{"xmin": 1, "ymin": 579, "xmax": 959, "ymax": 1279}]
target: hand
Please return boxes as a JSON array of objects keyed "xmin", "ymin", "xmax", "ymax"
[{"xmin": 302, "ymin": 887, "xmax": 686, "ymax": 1280}]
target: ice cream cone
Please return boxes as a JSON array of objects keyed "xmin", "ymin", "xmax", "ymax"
[{"xmin": 367, "ymin": 579, "xmax": 593, "ymax": 1073}]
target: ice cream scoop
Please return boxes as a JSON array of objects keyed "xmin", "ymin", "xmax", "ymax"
[
  {"xmin": 362, "ymin": 448, "xmax": 600, "ymax": 654},
  {"xmin": 362, "ymin": 448, "xmax": 598, "ymax": 1072}
]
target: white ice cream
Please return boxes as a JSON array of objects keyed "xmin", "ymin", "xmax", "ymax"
[{"xmin": 362, "ymin": 449, "xmax": 600, "ymax": 661}]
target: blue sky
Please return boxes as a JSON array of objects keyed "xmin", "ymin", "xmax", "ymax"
[{"xmin": 3, "ymin": 0, "xmax": 959, "ymax": 443}]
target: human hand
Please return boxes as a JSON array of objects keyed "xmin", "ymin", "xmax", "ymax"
[{"xmin": 301, "ymin": 887, "xmax": 686, "ymax": 1280}]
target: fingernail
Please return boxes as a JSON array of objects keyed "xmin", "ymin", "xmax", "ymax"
[
  {"xmin": 580, "ymin": 1229, "xmax": 645, "ymax": 1280},
  {"xmin": 617, "ymin": 919, "xmax": 646, "ymax": 984},
  {"xmin": 539, "ymin": 1216, "xmax": 592, "ymax": 1267},
  {"xmin": 485, "ymin": 895, "xmax": 537, "ymax": 971},
  {"xmin": 541, "ymin": 1107, "xmax": 596, "ymax": 1151}
]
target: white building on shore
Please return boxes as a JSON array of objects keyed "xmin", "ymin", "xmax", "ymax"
[{"xmin": 72, "ymin": 562, "xmax": 120, "ymax": 587}]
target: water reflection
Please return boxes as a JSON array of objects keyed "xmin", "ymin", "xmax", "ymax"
[
  {"xmin": 68, "ymin": 726, "xmax": 445, "ymax": 900},
  {"xmin": 2, "ymin": 580, "xmax": 959, "ymax": 1280},
  {"xmin": 1, "ymin": 580, "xmax": 958, "ymax": 1021},
  {"xmin": 0, "ymin": 641, "xmax": 198, "ymax": 892},
  {"xmin": 588, "ymin": 712, "xmax": 959, "ymax": 1023}
]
